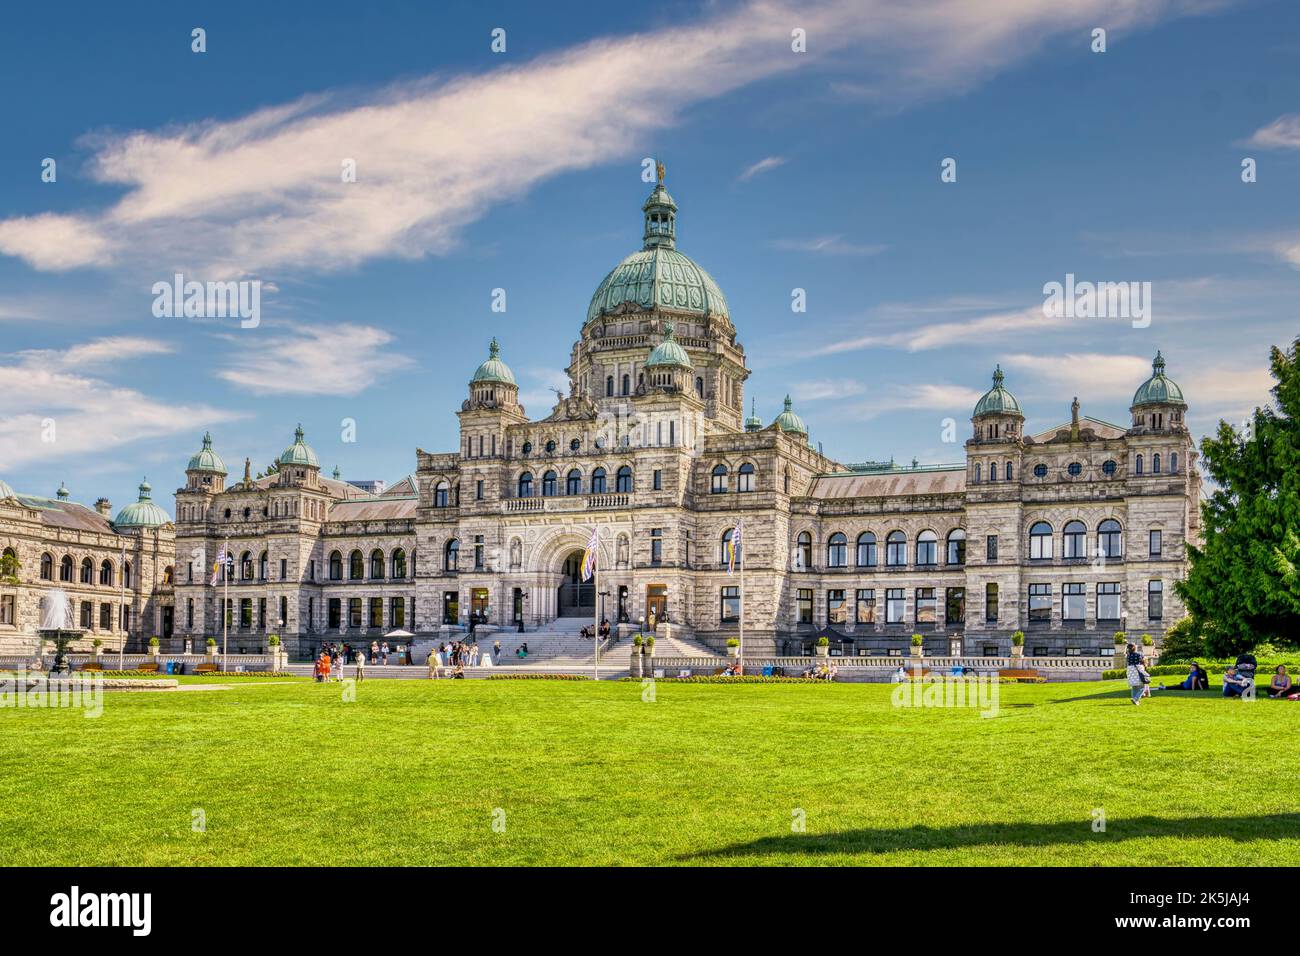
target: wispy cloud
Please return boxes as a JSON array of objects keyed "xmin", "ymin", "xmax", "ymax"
[
  {"xmin": 1245, "ymin": 113, "xmax": 1300, "ymax": 149},
  {"xmin": 770, "ymin": 235, "xmax": 886, "ymax": 256},
  {"xmin": 801, "ymin": 304, "xmax": 1060, "ymax": 358},
  {"xmin": 842, "ymin": 383, "xmax": 985, "ymax": 420},
  {"xmin": 0, "ymin": 0, "xmax": 1215, "ymax": 279},
  {"xmin": 518, "ymin": 366, "xmax": 572, "ymax": 415},
  {"xmin": 0, "ymin": 338, "xmax": 238, "ymax": 471},
  {"xmin": 215, "ymin": 323, "xmax": 412, "ymax": 396},
  {"xmin": 738, "ymin": 156, "xmax": 786, "ymax": 181},
  {"xmin": 790, "ymin": 379, "xmax": 865, "ymax": 402}
]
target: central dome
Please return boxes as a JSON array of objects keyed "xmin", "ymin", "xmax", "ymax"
[{"xmin": 586, "ymin": 172, "xmax": 729, "ymax": 324}]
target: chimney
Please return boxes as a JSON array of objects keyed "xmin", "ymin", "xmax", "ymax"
[{"xmin": 94, "ymin": 498, "xmax": 112, "ymax": 517}]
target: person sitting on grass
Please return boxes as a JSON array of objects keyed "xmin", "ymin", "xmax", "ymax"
[
  {"xmin": 1267, "ymin": 665, "xmax": 1293, "ymax": 699},
  {"xmin": 1158, "ymin": 663, "xmax": 1208, "ymax": 691},
  {"xmin": 1222, "ymin": 666, "xmax": 1250, "ymax": 698}
]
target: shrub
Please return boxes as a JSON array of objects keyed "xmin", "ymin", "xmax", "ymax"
[
  {"xmin": 206, "ymin": 638, "xmax": 217, "ymax": 647},
  {"xmin": 632, "ymin": 634, "xmax": 643, "ymax": 647},
  {"xmin": 148, "ymin": 637, "xmax": 160, "ymax": 648},
  {"xmin": 92, "ymin": 638, "xmax": 103, "ymax": 648},
  {"xmin": 1141, "ymin": 633, "xmax": 1154, "ymax": 647},
  {"xmin": 644, "ymin": 636, "xmax": 655, "ymax": 648},
  {"xmin": 910, "ymin": 634, "xmax": 923, "ymax": 647},
  {"xmin": 816, "ymin": 637, "xmax": 830, "ymax": 647},
  {"xmin": 486, "ymin": 673, "xmax": 590, "ymax": 681},
  {"xmin": 268, "ymin": 635, "xmax": 281, "ymax": 647},
  {"xmin": 1114, "ymin": 631, "xmax": 1126, "ymax": 644},
  {"xmin": 1158, "ymin": 617, "xmax": 1205, "ymax": 663},
  {"xmin": 1011, "ymin": 631, "xmax": 1025, "ymax": 647}
]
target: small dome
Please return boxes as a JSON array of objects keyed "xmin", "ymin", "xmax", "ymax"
[
  {"xmin": 278, "ymin": 425, "xmax": 320, "ymax": 468},
  {"xmin": 772, "ymin": 395, "xmax": 808, "ymax": 435},
  {"xmin": 1131, "ymin": 351, "xmax": 1186, "ymax": 407},
  {"xmin": 114, "ymin": 478, "xmax": 170, "ymax": 528},
  {"xmin": 471, "ymin": 338, "xmax": 516, "ymax": 385},
  {"xmin": 0, "ymin": 478, "xmax": 15, "ymax": 500},
  {"xmin": 56, "ymin": 481, "xmax": 70, "ymax": 501},
  {"xmin": 744, "ymin": 399, "xmax": 762, "ymax": 432},
  {"xmin": 186, "ymin": 431, "xmax": 227, "ymax": 474},
  {"xmin": 645, "ymin": 323, "xmax": 693, "ymax": 368},
  {"xmin": 973, "ymin": 365, "xmax": 1023, "ymax": 417}
]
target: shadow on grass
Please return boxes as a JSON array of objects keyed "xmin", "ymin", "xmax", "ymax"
[
  {"xmin": 681, "ymin": 813, "xmax": 1300, "ymax": 860},
  {"xmin": 1047, "ymin": 687, "xmax": 1235, "ymax": 704}
]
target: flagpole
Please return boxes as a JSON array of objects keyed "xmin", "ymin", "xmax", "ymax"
[
  {"xmin": 221, "ymin": 536, "xmax": 230, "ymax": 673},
  {"xmin": 593, "ymin": 554, "xmax": 600, "ymax": 682},
  {"xmin": 738, "ymin": 520, "xmax": 745, "ymax": 668},
  {"xmin": 117, "ymin": 541, "xmax": 127, "ymax": 671}
]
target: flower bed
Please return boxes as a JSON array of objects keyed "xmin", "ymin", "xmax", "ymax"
[
  {"xmin": 620, "ymin": 675, "xmax": 824, "ymax": 684},
  {"xmin": 486, "ymin": 673, "xmax": 591, "ymax": 681}
]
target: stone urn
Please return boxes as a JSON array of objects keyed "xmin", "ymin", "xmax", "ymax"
[
  {"xmin": 728, "ymin": 642, "xmax": 741, "ymax": 658},
  {"xmin": 814, "ymin": 643, "xmax": 829, "ymax": 658},
  {"xmin": 1011, "ymin": 644, "xmax": 1024, "ymax": 659},
  {"xmin": 147, "ymin": 642, "xmax": 161, "ymax": 660},
  {"xmin": 206, "ymin": 642, "xmax": 219, "ymax": 662},
  {"xmin": 629, "ymin": 649, "xmax": 643, "ymax": 679}
]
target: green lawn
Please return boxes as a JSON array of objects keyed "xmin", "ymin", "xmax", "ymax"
[{"xmin": 1, "ymin": 678, "xmax": 1295, "ymax": 866}]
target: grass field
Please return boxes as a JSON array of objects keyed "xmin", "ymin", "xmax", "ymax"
[{"xmin": 2, "ymin": 677, "xmax": 1296, "ymax": 866}]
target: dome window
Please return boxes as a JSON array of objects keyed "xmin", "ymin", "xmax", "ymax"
[
  {"xmin": 1102, "ymin": 459, "xmax": 1117, "ymax": 476},
  {"xmin": 1032, "ymin": 462, "xmax": 1047, "ymax": 478},
  {"xmin": 1067, "ymin": 462, "xmax": 1082, "ymax": 477}
]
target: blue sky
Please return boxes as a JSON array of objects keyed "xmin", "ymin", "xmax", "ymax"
[{"xmin": 2, "ymin": 0, "xmax": 1297, "ymax": 514}]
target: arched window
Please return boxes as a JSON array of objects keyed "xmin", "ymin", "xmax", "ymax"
[
  {"xmin": 711, "ymin": 464, "xmax": 728, "ymax": 494},
  {"xmin": 1098, "ymin": 519, "xmax": 1123, "ymax": 558},
  {"xmin": 591, "ymin": 467, "xmax": 606, "ymax": 494},
  {"xmin": 796, "ymin": 531, "xmax": 812, "ymax": 570},
  {"xmin": 1169, "ymin": 452, "xmax": 1178, "ymax": 473},
  {"xmin": 916, "ymin": 530, "xmax": 938, "ymax": 566},
  {"xmin": 616, "ymin": 466, "xmax": 633, "ymax": 493},
  {"xmin": 621, "ymin": 374, "xmax": 630, "ymax": 396},
  {"xmin": 99, "ymin": 560, "xmax": 113, "ymax": 586},
  {"xmin": 856, "ymin": 532, "xmax": 877, "ymax": 567},
  {"xmin": 1063, "ymin": 520, "xmax": 1086, "ymax": 559},
  {"xmin": 1030, "ymin": 521, "xmax": 1053, "ymax": 560},
  {"xmin": 163, "ymin": 566, "xmax": 174, "ymax": 586},
  {"xmin": 1135, "ymin": 454, "xmax": 1144, "ymax": 475},
  {"xmin": 606, "ymin": 376, "xmax": 614, "ymax": 397},
  {"xmin": 80, "ymin": 557, "xmax": 93, "ymax": 584},
  {"xmin": 1005, "ymin": 462, "xmax": 1013, "ymax": 481},
  {"xmin": 542, "ymin": 470, "xmax": 558, "ymax": 497},
  {"xmin": 1152, "ymin": 453, "xmax": 1161, "ymax": 474},
  {"xmin": 349, "ymin": 550, "xmax": 364, "ymax": 580},
  {"xmin": 370, "ymin": 549, "xmax": 385, "ymax": 579},
  {"xmin": 124, "ymin": 562, "xmax": 132, "ymax": 588},
  {"xmin": 41, "ymin": 552, "xmax": 54, "ymax": 581},
  {"xmin": 240, "ymin": 551, "xmax": 253, "ymax": 580},
  {"xmin": 827, "ymin": 532, "xmax": 848, "ymax": 568},
  {"xmin": 695, "ymin": 376, "xmax": 704, "ymax": 398},
  {"xmin": 974, "ymin": 462, "xmax": 982, "ymax": 483},
  {"xmin": 720, "ymin": 528, "xmax": 736, "ymax": 566},
  {"xmin": 737, "ymin": 462, "xmax": 755, "ymax": 492},
  {"xmin": 946, "ymin": 529, "xmax": 966, "ymax": 565},
  {"xmin": 259, "ymin": 551, "xmax": 268, "ymax": 580},
  {"xmin": 392, "ymin": 549, "xmax": 407, "ymax": 579},
  {"xmin": 59, "ymin": 555, "xmax": 74, "ymax": 582},
  {"xmin": 434, "ymin": 480, "xmax": 450, "ymax": 508},
  {"xmin": 329, "ymin": 550, "xmax": 342, "ymax": 580},
  {"xmin": 444, "ymin": 538, "xmax": 459, "ymax": 571},
  {"xmin": 518, "ymin": 472, "xmax": 534, "ymax": 498},
  {"xmin": 989, "ymin": 462, "xmax": 998, "ymax": 482},
  {"xmin": 885, "ymin": 531, "xmax": 906, "ymax": 566},
  {"xmin": 566, "ymin": 469, "xmax": 582, "ymax": 495}
]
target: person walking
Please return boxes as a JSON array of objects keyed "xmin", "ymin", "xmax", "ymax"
[
  {"xmin": 355, "ymin": 650, "xmax": 365, "ymax": 682},
  {"xmin": 1125, "ymin": 642, "xmax": 1149, "ymax": 705},
  {"xmin": 493, "ymin": 640, "xmax": 502, "ymax": 662},
  {"xmin": 427, "ymin": 647, "xmax": 443, "ymax": 680}
]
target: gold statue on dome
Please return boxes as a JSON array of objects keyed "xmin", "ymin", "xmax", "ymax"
[{"xmin": 655, "ymin": 160, "xmax": 665, "ymax": 185}]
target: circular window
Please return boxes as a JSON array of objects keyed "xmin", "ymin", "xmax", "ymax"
[
  {"xmin": 1102, "ymin": 459, "xmax": 1117, "ymax": 476},
  {"xmin": 1033, "ymin": 464, "xmax": 1047, "ymax": 478},
  {"xmin": 569, "ymin": 438, "xmax": 580, "ymax": 451},
  {"xmin": 545, "ymin": 440, "xmax": 556, "ymax": 454},
  {"xmin": 1067, "ymin": 462, "xmax": 1082, "ymax": 476},
  {"xmin": 522, "ymin": 441, "xmax": 532, "ymax": 455},
  {"xmin": 594, "ymin": 436, "xmax": 605, "ymax": 449}
]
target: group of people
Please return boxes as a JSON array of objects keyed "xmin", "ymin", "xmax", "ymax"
[
  {"xmin": 800, "ymin": 661, "xmax": 838, "ymax": 681},
  {"xmin": 579, "ymin": 619, "xmax": 611, "ymax": 640},
  {"xmin": 1133, "ymin": 649, "xmax": 1298, "ymax": 703},
  {"xmin": 424, "ymin": 639, "xmax": 520, "ymax": 678}
]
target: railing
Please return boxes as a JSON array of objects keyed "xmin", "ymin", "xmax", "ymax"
[
  {"xmin": 504, "ymin": 493, "xmax": 631, "ymax": 513},
  {"xmin": 647, "ymin": 655, "xmax": 1114, "ymax": 671},
  {"xmin": 504, "ymin": 498, "xmax": 544, "ymax": 512},
  {"xmin": 587, "ymin": 493, "xmax": 629, "ymax": 509}
]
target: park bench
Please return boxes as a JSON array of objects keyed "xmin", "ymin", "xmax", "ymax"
[
  {"xmin": 137, "ymin": 662, "xmax": 160, "ymax": 673},
  {"xmin": 998, "ymin": 668, "xmax": 1041, "ymax": 680},
  {"xmin": 80, "ymin": 663, "xmax": 103, "ymax": 672},
  {"xmin": 194, "ymin": 663, "xmax": 218, "ymax": 674}
]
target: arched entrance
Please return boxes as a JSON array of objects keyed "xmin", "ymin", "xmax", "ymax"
[{"xmin": 557, "ymin": 549, "xmax": 595, "ymax": 616}]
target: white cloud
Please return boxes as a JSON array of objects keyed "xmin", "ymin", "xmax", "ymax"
[
  {"xmin": 518, "ymin": 367, "xmax": 572, "ymax": 415},
  {"xmin": 0, "ymin": 0, "xmax": 1215, "ymax": 278},
  {"xmin": 0, "ymin": 338, "xmax": 238, "ymax": 471},
  {"xmin": 791, "ymin": 379, "xmax": 865, "ymax": 402},
  {"xmin": 215, "ymin": 323, "xmax": 411, "ymax": 396},
  {"xmin": 803, "ymin": 304, "xmax": 1060, "ymax": 358},
  {"xmin": 738, "ymin": 156, "xmax": 786, "ymax": 181},
  {"xmin": 1245, "ymin": 113, "xmax": 1300, "ymax": 149},
  {"xmin": 771, "ymin": 235, "xmax": 886, "ymax": 256},
  {"xmin": 1000, "ymin": 352, "xmax": 1153, "ymax": 402},
  {"xmin": 844, "ymin": 383, "xmax": 985, "ymax": 420}
]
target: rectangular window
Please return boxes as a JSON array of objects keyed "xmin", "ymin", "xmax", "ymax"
[
  {"xmin": 945, "ymin": 587, "xmax": 965, "ymax": 625},
  {"xmin": 827, "ymin": 589, "xmax": 846, "ymax": 625},
  {"xmin": 308, "ymin": 598, "xmax": 315, "ymax": 631},
  {"xmin": 1097, "ymin": 582, "xmax": 1121, "ymax": 622},
  {"xmin": 915, "ymin": 588, "xmax": 936, "ymax": 625},
  {"xmin": 886, "ymin": 588, "xmax": 905, "ymax": 624},
  {"xmin": 309, "ymin": 559, "xmax": 316, "ymax": 581},
  {"xmin": 185, "ymin": 599, "xmax": 193, "ymax": 630},
  {"xmin": 986, "ymin": 535, "xmax": 998, "ymax": 561},
  {"xmin": 474, "ymin": 535, "xmax": 485, "ymax": 570},
  {"xmin": 258, "ymin": 597, "xmax": 266, "ymax": 628},
  {"xmin": 390, "ymin": 597, "xmax": 405, "ymax": 628},
  {"xmin": 1148, "ymin": 580, "xmax": 1163, "ymax": 620},
  {"xmin": 0, "ymin": 594, "xmax": 15, "ymax": 625},
  {"xmin": 240, "ymin": 598, "xmax": 253, "ymax": 629},
  {"xmin": 855, "ymin": 588, "xmax": 876, "ymax": 624},
  {"xmin": 720, "ymin": 586, "xmax": 740, "ymax": 623},
  {"xmin": 370, "ymin": 597, "xmax": 383, "ymax": 628},
  {"xmin": 327, "ymin": 598, "xmax": 341, "ymax": 629},
  {"xmin": 653, "ymin": 469, "xmax": 662, "ymax": 491},
  {"xmin": 280, "ymin": 558, "xmax": 287, "ymax": 580},
  {"xmin": 476, "ymin": 479, "xmax": 484, "ymax": 500},
  {"xmin": 650, "ymin": 528, "xmax": 663, "ymax": 566},
  {"xmin": 1063, "ymin": 582, "xmax": 1085, "ymax": 620},
  {"xmin": 1149, "ymin": 530, "xmax": 1162, "ymax": 557},
  {"xmin": 348, "ymin": 598, "xmax": 362, "ymax": 628},
  {"xmin": 79, "ymin": 601, "xmax": 92, "ymax": 629},
  {"xmin": 1028, "ymin": 583, "xmax": 1051, "ymax": 622},
  {"xmin": 797, "ymin": 588, "xmax": 813, "ymax": 624},
  {"xmin": 985, "ymin": 583, "xmax": 999, "ymax": 624}
]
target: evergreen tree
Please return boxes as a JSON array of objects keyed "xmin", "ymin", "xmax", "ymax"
[{"xmin": 1177, "ymin": 338, "xmax": 1300, "ymax": 656}]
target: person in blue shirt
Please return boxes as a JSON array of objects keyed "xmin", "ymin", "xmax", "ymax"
[{"xmin": 1222, "ymin": 667, "xmax": 1250, "ymax": 698}]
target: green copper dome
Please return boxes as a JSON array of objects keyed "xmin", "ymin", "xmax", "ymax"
[
  {"xmin": 772, "ymin": 395, "xmax": 808, "ymax": 435},
  {"xmin": 278, "ymin": 425, "xmax": 320, "ymax": 468},
  {"xmin": 645, "ymin": 323, "xmax": 693, "ymax": 368},
  {"xmin": 744, "ymin": 399, "xmax": 762, "ymax": 432},
  {"xmin": 56, "ymin": 481, "xmax": 70, "ymax": 501},
  {"xmin": 186, "ymin": 431, "xmax": 227, "ymax": 474},
  {"xmin": 471, "ymin": 337, "xmax": 516, "ymax": 385},
  {"xmin": 1131, "ymin": 351, "xmax": 1185, "ymax": 407},
  {"xmin": 114, "ymin": 478, "xmax": 170, "ymax": 528},
  {"xmin": 586, "ymin": 173, "xmax": 728, "ymax": 323},
  {"xmin": 973, "ymin": 366, "xmax": 1023, "ymax": 417},
  {"xmin": 0, "ymin": 478, "xmax": 15, "ymax": 500}
]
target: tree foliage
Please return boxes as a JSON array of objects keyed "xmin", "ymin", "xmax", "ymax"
[{"xmin": 1177, "ymin": 338, "xmax": 1300, "ymax": 656}]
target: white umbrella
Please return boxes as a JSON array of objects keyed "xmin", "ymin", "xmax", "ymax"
[{"xmin": 384, "ymin": 629, "xmax": 415, "ymax": 638}]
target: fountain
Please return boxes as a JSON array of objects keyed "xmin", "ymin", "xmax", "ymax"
[{"xmin": 38, "ymin": 589, "xmax": 82, "ymax": 674}]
